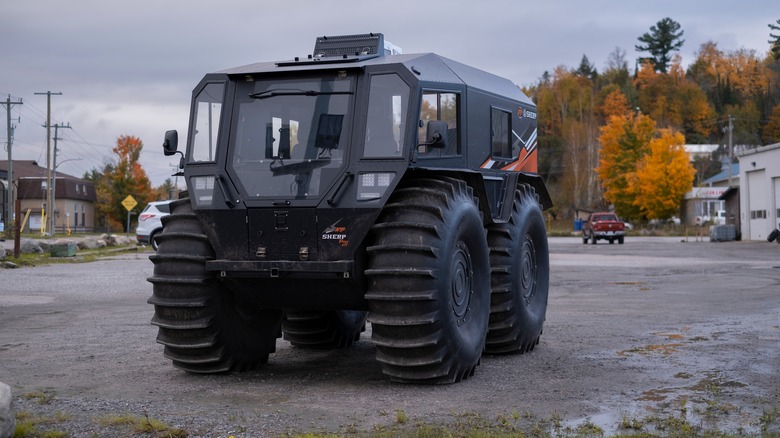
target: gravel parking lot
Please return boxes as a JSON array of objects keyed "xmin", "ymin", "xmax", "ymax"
[{"xmin": 1, "ymin": 236, "xmax": 779, "ymax": 436}]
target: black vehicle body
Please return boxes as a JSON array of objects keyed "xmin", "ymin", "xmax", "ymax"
[{"xmin": 150, "ymin": 33, "xmax": 551, "ymax": 383}]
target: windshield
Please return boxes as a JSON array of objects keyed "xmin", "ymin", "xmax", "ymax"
[{"xmin": 229, "ymin": 75, "xmax": 353, "ymax": 199}]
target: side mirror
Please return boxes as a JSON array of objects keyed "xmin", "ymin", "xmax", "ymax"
[
  {"xmin": 417, "ymin": 120, "xmax": 448, "ymax": 152},
  {"xmin": 163, "ymin": 130, "xmax": 179, "ymax": 156}
]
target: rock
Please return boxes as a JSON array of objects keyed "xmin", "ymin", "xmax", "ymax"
[
  {"xmin": 20, "ymin": 239, "xmax": 43, "ymax": 254},
  {"xmin": 77, "ymin": 237, "xmax": 106, "ymax": 250},
  {"xmin": 100, "ymin": 233, "xmax": 117, "ymax": 246},
  {"xmin": 0, "ymin": 381, "xmax": 14, "ymax": 438},
  {"xmin": 3, "ymin": 261, "xmax": 18, "ymax": 269},
  {"xmin": 0, "ymin": 246, "xmax": 6, "ymax": 259}
]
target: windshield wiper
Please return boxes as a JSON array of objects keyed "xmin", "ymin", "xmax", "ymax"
[{"xmin": 249, "ymin": 89, "xmax": 352, "ymax": 99}]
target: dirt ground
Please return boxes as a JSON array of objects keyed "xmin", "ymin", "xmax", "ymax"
[{"xmin": 1, "ymin": 236, "xmax": 779, "ymax": 436}]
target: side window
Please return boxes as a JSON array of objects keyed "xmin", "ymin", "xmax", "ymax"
[
  {"xmin": 364, "ymin": 74, "xmax": 409, "ymax": 158},
  {"xmin": 190, "ymin": 82, "xmax": 225, "ymax": 162},
  {"xmin": 491, "ymin": 107, "xmax": 513, "ymax": 159},
  {"xmin": 418, "ymin": 92, "xmax": 459, "ymax": 155}
]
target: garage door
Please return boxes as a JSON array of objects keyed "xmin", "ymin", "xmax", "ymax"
[
  {"xmin": 747, "ymin": 170, "xmax": 768, "ymax": 240},
  {"xmin": 774, "ymin": 177, "xmax": 780, "ymax": 230}
]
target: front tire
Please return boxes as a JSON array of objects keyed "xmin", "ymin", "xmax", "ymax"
[
  {"xmin": 485, "ymin": 186, "xmax": 549, "ymax": 354},
  {"xmin": 147, "ymin": 197, "xmax": 282, "ymax": 373},
  {"xmin": 365, "ymin": 177, "xmax": 490, "ymax": 383}
]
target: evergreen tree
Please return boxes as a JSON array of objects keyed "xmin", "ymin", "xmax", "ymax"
[
  {"xmin": 574, "ymin": 54, "xmax": 598, "ymax": 81},
  {"xmin": 635, "ymin": 17, "xmax": 685, "ymax": 73},
  {"xmin": 770, "ymin": 19, "xmax": 780, "ymax": 61}
]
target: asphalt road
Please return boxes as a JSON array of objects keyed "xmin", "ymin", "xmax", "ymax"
[{"xmin": 1, "ymin": 237, "xmax": 779, "ymax": 436}]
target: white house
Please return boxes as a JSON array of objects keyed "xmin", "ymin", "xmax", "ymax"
[{"xmin": 738, "ymin": 143, "xmax": 780, "ymax": 241}]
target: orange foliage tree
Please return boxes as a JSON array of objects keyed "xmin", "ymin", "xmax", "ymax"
[
  {"xmin": 87, "ymin": 135, "xmax": 155, "ymax": 232},
  {"xmin": 635, "ymin": 57, "xmax": 714, "ymax": 142},
  {"xmin": 596, "ymin": 111, "xmax": 655, "ymax": 220},
  {"xmin": 628, "ymin": 129, "xmax": 695, "ymax": 219}
]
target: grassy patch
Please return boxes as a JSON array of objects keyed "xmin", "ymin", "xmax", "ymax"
[
  {"xmin": 95, "ymin": 412, "xmax": 188, "ymax": 437},
  {"xmin": 21, "ymin": 391, "xmax": 54, "ymax": 405},
  {"xmin": 13, "ymin": 410, "xmax": 70, "ymax": 438},
  {"xmin": 3, "ymin": 244, "xmax": 138, "ymax": 267}
]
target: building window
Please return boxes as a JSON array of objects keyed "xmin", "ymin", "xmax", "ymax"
[{"xmin": 750, "ymin": 210, "xmax": 767, "ymax": 219}]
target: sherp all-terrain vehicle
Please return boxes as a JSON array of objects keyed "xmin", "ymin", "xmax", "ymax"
[{"xmin": 149, "ymin": 33, "xmax": 552, "ymax": 383}]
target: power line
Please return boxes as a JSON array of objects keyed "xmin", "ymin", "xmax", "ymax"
[
  {"xmin": 34, "ymin": 91, "xmax": 62, "ymax": 235},
  {"xmin": 2, "ymin": 95, "xmax": 23, "ymax": 231}
]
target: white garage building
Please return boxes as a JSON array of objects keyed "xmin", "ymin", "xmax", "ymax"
[{"xmin": 738, "ymin": 143, "xmax": 780, "ymax": 241}]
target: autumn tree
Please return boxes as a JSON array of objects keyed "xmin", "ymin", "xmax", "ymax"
[
  {"xmin": 628, "ymin": 129, "xmax": 695, "ymax": 219},
  {"xmin": 600, "ymin": 89, "xmax": 631, "ymax": 119},
  {"xmin": 635, "ymin": 58, "xmax": 714, "ymax": 142},
  {"xmin": 85, "ymin": 135, "xmax": 155, "ymax": 232},
  {"xmin": 532, "ymin": 66, "xmax": 601, "ymax": 211},
  {"xmin": 635, "ymin": 17, "xmax": 685, "ymax": 73},
  {"xmin": 762, "ymin": 104, "xmax": 780, "ymax": 144},
  {"xmin": 596, "ymin": 111, "xmax": 655, "ymax": 220}
]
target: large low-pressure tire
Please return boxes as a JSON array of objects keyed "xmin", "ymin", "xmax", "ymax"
[
  {"xmin": 283, "ymin": 310, "xmax": 367, "ymax": 349},
  {"xmin": 147, "ymin": 197, "xmax": 282, "ymax": 373},
  {"xmin": 484, "ymin": 186, "xmax": 550, "ymax": 354},
  {"xmin": 365, "ymin": 177, "xmax": 490, "ymax": 384}
]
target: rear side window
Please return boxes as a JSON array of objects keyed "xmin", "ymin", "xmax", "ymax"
[
  {"xmin": 157, "ymin": 203, "xmax": 171, "ymax": 214},
  {"xmin": 491, "ymin": 107, "xmax": 513, "ymax": 159}
]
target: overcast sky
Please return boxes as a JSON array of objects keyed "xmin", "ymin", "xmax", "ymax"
[{"xmin": 1, "ymin": 0, "xmax": 775, "ymax": 189}]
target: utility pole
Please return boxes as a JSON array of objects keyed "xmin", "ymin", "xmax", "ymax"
[
  {"xmin": 727, "ymin": 115, "xmax": 733, "ymax": 187},
  {"xmin": 52, "ymin": 122, "xmax": 71, "ymax": 234},
  {"xmin": 2, "ymin": 95, "xmax": 23, "ymax": 234},
  {"xmin": 35, "ymin": 91, "xmax": 62, "ymax": 235}
]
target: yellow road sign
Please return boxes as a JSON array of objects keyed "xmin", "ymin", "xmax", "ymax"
[{"xmin": 122, "ymin": 195, "xmax": 138, "ymax": 212}]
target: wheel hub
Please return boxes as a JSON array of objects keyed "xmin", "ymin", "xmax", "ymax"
[
  {"xmin": 520, "ymin": 237, "xmax": 537, "ymax": 303},
  {"xmin": 451, "ymin": 241, "xmax": 472, "ymax": 325}
]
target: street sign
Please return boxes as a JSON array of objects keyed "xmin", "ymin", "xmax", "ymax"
[{"xmin": 122, "ymin": 195, "xmax": 138, "ymax": 212}]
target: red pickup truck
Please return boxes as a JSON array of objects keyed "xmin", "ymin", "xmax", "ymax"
[{"xmin": 582, "ymin": 212, "xmax": 625, "ymax": 244}]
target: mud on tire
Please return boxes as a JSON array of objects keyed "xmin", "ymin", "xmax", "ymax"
[
  {"xmin": 147, "ymin": 197, "xmax": 282, "ymax": 373},
  {"xmin": 365, "ymin": 177, "xmax": 490, "ymax": 384},
  {"xmin": 485, "ymin": 185, "xmax": 549, "ymax": 354}
]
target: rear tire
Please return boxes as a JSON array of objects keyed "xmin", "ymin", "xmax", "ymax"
[
  {"xmin": 365, "ymin": 177, "xmax": 490, "ymax": 383},
  {"xmin": 147, "ymin": 197, "xmax": 282, "ymax": 373},
  {"xmin": 485, "ymin": 186, "xmax": 549, "ymax": 354},
  {"xmin": 618, "ymin": 236, "xmax": 625, "ymax": 244},
  {"xmin": 283, "ymin": 310, "xmax": 367, "ymax": 349},
  {"xmin": 591, "ymin": 232, "xmax": 597, "ymax": 244}
]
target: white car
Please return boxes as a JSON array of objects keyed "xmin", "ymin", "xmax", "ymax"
[{"xmin": 135, "ymin": 200, "xmax": 173, "ymax": 250}]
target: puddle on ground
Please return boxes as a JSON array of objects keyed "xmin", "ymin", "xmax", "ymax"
[
  {"xmin": 607, "ymin": 281, "xmax": 653, "ymax": 291},
  {"xmin": 617, "ymin": 328, "xmax": 707, "ymax": 357},
  {"xmin": 617, "ymin": 343, "xmax": 684, "ymax": 356}
]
